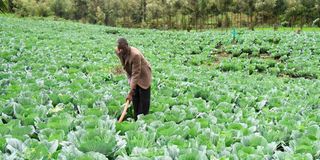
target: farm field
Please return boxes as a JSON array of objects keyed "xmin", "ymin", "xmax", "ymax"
[{"xmin": 0, "ymin": 16, "xmax": 320, "ymax": 159}]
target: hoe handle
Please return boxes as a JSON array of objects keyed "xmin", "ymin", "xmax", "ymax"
[{"xmin": 118, "ymin": 100, "xmax": 130, "ymax": 123}]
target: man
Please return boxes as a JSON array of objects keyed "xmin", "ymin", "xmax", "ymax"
[{"xmin": 115, "ymin": 38, "xmax": 152, "ymax": 120}]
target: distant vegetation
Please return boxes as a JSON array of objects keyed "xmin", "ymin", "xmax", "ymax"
[{"xmin": 1, "ymin": 0, "xmax": 320, "ymax": 30}]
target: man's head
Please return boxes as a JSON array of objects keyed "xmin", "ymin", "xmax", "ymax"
[{"xmin": 117, "ymin": 38, "xmax": 128, "ymax": 50}]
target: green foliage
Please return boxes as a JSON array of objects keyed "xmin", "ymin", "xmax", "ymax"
[
  {"xmin": 37, "ymin": 113, "xmax": 74, "ymax": 133},
  {"xmin": 1, "ymin": 16, "xmax": 320, "ymax": 159},
  {"xmin": 12, "ymin": 0, "xmax": 53, "ymax": 17},
  {"xmin": 115, "ymin": 121, "xmax": 138, "ymax": 135},
  {"xmin": 4, "ymin": 138, "xmax": 59, "ymax": 159},
  {"xmin": 7, "ymin": 0, "xmax": 320, "ymax": 29},
  {"xmin": 0, "ymin": 120, "xmax": 34, "ymax": 141},
  {"xmin": 39, "ymin": 128, "xmax": 65, "ymax": 142},
  {"xmin": 125, "ymin": 130, "xmax": 155, "ymax": 155},
  {"xmin": 0, "ymin": 0, "xmax": 7, "ymax": 13},
  {"xmin": 73, "ymin": 129, "xmax": 117, "ymax": 156},
  {"xmin": 0, "ymin": 137, "xmax": 5, "ymax": 152}
]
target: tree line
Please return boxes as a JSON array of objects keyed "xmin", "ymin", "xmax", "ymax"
[{"xmin": 1, "ymin": 0, "xmax": 320, "ymax": 30}]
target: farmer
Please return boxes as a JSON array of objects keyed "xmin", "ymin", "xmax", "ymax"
[{"xmin": 115, "ymin": 38, "xmax": 152, "ymax": 120}]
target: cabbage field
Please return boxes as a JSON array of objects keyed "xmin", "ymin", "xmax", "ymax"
[{"xmin": 0, "ymin": 16, "xmax": 320, "ymax": 160}]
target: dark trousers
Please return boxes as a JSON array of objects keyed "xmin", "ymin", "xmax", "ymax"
[{"xmin": 132, "ymin": 85, "xmax": 150, "ymax": 120}]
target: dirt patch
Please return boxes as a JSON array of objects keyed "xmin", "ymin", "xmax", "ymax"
[
  {"xmin": 259, "ymin": 54, "xmax": 281, "ymax": 62},
  {"xmin": 260, "ymin": 54, "xmax": 272, "ymax": 59},
  {"xmin": 278, "ymin": 73, "xmax": 318, "ymax": 80},
  {"xmin": 218, "ymin": 52, "xmax": 230, "ymax": 57},
  {"xmin": 278, "ymin": 73, "xmax": 290, "ymax": 78},
  {"xmin": 213, "ymin": 52, "xmax": 231, "ymax": 65}
]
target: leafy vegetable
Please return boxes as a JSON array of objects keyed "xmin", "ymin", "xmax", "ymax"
[{"xmin": 1, "ymin": 16, "xmax": 320, "ymax": 159}]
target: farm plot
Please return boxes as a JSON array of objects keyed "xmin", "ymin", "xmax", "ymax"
[{"xmin": 0, "ymin": 16, "xmax": 320, "ymax": 159}]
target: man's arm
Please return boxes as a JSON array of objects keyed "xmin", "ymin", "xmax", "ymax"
[
  {"xmin": 127, "ymin": 74, "xmax": 131, "ymax": 84},
  {"xmin": 115, "ymin": 47, "xmax": 123, "ymax": 64},
  {"xmin": 130, "ymin": 54, "xmax": 141, "ymax": 90},
  {"xmin": 115, "ymin": 47, "xmax": 121, "ymax": 56},
  {"xmin": 115, "ymin": 47, "xmax": 132, "ymax": 84}
]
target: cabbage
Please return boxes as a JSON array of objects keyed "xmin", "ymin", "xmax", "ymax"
[{"xmin": 1, "ymin": 16, "xmax": 320, "ymax": 159}]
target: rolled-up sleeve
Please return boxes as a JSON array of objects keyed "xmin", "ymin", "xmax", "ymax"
[{"xmin": 130, "ymin": 54, "xmax": 141, "ymax": 90}]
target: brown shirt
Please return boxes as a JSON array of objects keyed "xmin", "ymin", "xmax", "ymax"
[{"xmin": 117, "ymin": 47, "xmax": 152, "ymax": 90}]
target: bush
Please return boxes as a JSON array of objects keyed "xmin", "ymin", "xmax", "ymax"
[
  {"xmin": 281, "ymin": 21, "xmax": 289, "ymax": 27},
  {"xmin": 13, "ymin": 0, "xmax": 36, "ymax": 16},
  {"xmin": 13, "ymin": 0, "xmax": 53, "ymax": 17},
  {"xmin": 50, "ymin": 0, "xmax": 73, "ymax": 19}
]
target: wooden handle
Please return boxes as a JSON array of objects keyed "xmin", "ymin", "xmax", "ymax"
[{"xmin": 118, "ymin": 100, "xmax": 130, "ymax": 123}]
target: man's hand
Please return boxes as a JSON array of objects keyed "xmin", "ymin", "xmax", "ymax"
[
  {"xmin": 115, "ymin": 47, "xmax": 122, "ymax": 54},
  {"xmin": 126, "ymin": 90, "xmax": 134, "ymax": 102}
]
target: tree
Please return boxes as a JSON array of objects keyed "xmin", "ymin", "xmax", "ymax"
[
  {"xmin": 255, "ymin": 0, "xmax": 276, "ymax": 25},
  {"xmin": 128, "ymin": 0, "xmax": 140, "ymax": 27},
  {"xmin": 95, "ymin": 6, "xmax": 105, "ymax": 25},
  {"xmin": 12, "ymin": 0, "xmax": 51, "ymax": 17},
  {"xmin": 146, "ymin": 0, "xmax": 163, "ymax": 28},
  {"xmin": 51, "ymin": 0, "xmax": 72, "ymax": 18},
  {"xmin": 101, "ymin": 0, "xmax": 118, "ymax": 26},
  {"xmin": 36, "ymin": 0, "xmax": 53, "ymax": 17},
  {"xmin": 161, "ymin": 0, "xmax": 180, "ymax": 29},
  {"xmin": 0, "ymin": 0, "xmax": 14, "ymax": 12},
  {"xmin": 73, "ymin": 0, "xmax": 88, "ymax": 21},
  {"xmin": 216, "ymin": 0, "xmax": 233, "ymax": 27},
  {"xmin": 180, "ymin": 0, "xmax": 202, "ymax": 30},
  {"xmin": 5, "ymin": 0, "xmax": 320, "ymax": 30},
  {"xmin": 140, "ymin": 0, "xmax": 147, "ymax": 22},
  {"xmin": 88, "ymin": 0, "xmax": 102, "ymax": 23},
  {"xmin": 314, "ymin": 0, "xmax": 320, "ymax": 26},
  {"xmin": 130, "ymin": 0, "xmax": 144, "ymax": 24},
  {"xmin": 7, "ymin": 0, "xmax": 13, "ymax": 12},
  {"xmin": 301, "ymin": 0, "xmax": 317, "ymax": 25},
  {"xmin": 172, "ymin": 0, "xmax": 185, "ymax": 29},
  {"xmin": 231, "ymin": 0, "xmax": 244, "ymax": 27},
  {"xmin": 206, "ymin": 0, "xmax": 220, "ymax": 28},
  {"xmin": 198, "ymin": 0, "xmax": 209, "ymax": 29},
  {"xmin": 180, "ymin": 0, "xmax": 192, "ymax": 30},
  {"xmin": 285, "ymin": 0, "xmax": 306, "ymax": 28},
  {"xmin": 243, "ymin": 0, "xmax": 256, "ymax": 30},
  {"xmin": 273, "ymin": 0, "xmax": 287, "ymax": 25},
  {"xmin": 0, "ymin": 0, "xmax": 7, "ymax": 13}
]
